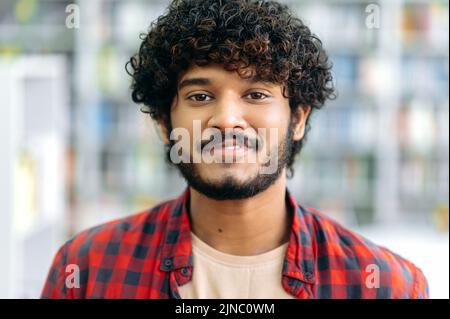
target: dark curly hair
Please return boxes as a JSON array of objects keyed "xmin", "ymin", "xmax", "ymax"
[{"xmin": 126, "ymin": 0, "xmax": 335, "ymax": 178}]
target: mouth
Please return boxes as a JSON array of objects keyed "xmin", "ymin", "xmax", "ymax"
[
  {"xmin": 198, "ymin": 134, "xmax": 261, "ymax": 163},
  {"xmin": 211, "ymin": 140, "xmax": 251, "ymax": 159}
]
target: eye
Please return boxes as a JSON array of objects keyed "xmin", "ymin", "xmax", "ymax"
[
  {"xmin": 246, "ymin": 92, "xmax": 269, "ymax": 100},
  {"xmin": 188, "ymin": 93, "xmax": 213, "ymax": 102}
]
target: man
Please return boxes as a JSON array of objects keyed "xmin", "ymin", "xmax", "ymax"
[{"xmin": 42, "ymin": 0, "xmax": 429, "ymax": 299}]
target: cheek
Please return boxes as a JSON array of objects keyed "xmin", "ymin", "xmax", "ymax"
[
  {"xmin": 171, "ymin": 106, "xmax": 199, "ymax": 132},
  {"xmin": 170, "ymin": 107, "xmax": 209, "ymax": 149},
  {"xmin": 249, "ymin": 109, "xmax": 290, "ymax": 148}
]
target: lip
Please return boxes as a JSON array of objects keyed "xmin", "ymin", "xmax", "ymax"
[{"xmin": 212, "ymin": 143, "xmax": 249, "ymax": 159}]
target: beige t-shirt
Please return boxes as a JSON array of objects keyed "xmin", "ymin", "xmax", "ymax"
[{"xmin": 177, "ymin": 231, "xmax": 296, "ymax": 299}]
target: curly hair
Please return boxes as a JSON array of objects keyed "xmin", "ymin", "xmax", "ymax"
[{"xmin": 126, "ymin": 0, "xmax": 335, "ymax": 178}]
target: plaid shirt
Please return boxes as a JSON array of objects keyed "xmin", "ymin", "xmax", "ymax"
[{"xmin": 41, "ymin": 187, "xmax": 429, "ymax": 299}]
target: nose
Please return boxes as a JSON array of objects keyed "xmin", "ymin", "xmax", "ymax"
[{"xmin": 206, "ymin": 96, "xmax": 248, "ymax": 131}]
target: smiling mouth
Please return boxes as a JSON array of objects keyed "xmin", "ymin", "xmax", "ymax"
[
  {"xmin": 215, "ymin": 143, "xmax": 247, "ymax": 152},
  {"xmin": 203, "ymin": 135, "xmax": 258, "ymax": 149},
  {"xmin": 210, "ymin": 140, "xmax": 252, "ymax": 160},
  {"xmin": 197, "ymin": 134, "xmax": 262, "ymax": 163},
  {"xmin": 223, "ymin": 145, "xmax": 243, "ymax": 150}
]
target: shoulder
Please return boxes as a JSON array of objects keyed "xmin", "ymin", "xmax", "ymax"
[
  {"xmin": 64, "ymin": 199, "xmax": 175, "ymax": 259},
  {"xmin": 300, "ymin": 205, "xmax": 429, "ymax": 299},
  {"xmin": 41, "ymin": 197, "xmax": 177, "ymax": 298}
]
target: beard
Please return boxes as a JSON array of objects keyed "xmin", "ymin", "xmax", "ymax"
[{"xmin": 165, "ymin": 119, "xmax": 295, "ymax": 201}]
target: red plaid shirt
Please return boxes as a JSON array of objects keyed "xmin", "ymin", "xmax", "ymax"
[{"xmin": 41, "ymin": 187, "xmax": 429, "ymax": 299}]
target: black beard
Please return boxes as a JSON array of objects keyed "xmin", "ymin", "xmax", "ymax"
[{"xmin": 165, "ymin": 120, "xmax": 295, "ymax": 201}]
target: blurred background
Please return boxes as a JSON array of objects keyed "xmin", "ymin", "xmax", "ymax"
[{"xmin": 0, "ymin": 0, "xmax": 448, "ymax": 298}]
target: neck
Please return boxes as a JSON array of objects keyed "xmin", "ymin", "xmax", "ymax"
[{"xmin": 188, "ymin": 172, "xmax": 292, "ymax": 256}]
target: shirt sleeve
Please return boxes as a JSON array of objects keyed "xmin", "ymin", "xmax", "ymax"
[
  {"xmin": 412, "ymin": 267, "xmax": 430, "ymax": 299},
  {"xmin": 40, "ymin": 243, "xmax": 69, "ymax": 299}
]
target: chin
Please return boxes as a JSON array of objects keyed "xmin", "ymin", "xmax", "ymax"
[{"xmin": 201, "ymin": 165, "xmax": 258, "ymax": 179}]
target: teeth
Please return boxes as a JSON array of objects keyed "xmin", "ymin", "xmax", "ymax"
[{"xmin": 224, "ymin": 145, "xmax": 241, "ymax": 150}]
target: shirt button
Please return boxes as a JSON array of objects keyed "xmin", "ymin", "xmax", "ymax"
[
  {"xmin": 164, "ymin": 259, "xmax": 172, "ymax": 268},
  {"xmin": 181, "ymin": 267, "xmax": 189, "ymax": 276}
]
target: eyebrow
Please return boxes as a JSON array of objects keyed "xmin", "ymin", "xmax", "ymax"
[
  {"xmin": 178, "ymin": 76, "xmax": 265, "ymax": 91},
  {"xmin": 178, "ymin": 78, "xmax": 212, "ymax": 90}
]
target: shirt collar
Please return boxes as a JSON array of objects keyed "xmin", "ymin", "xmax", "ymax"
[{"xmin": 160, "ymin": 186, "xmax": 316, "ymax": 285}]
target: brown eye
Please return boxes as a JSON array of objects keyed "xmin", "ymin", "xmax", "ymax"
[
  {"xmin": 247, "ymin": 92, "xmax": 268, "ymax": 100},
  {"xmin": 188, "ymin": 94, "xmax": 212, "ymax": 102}
]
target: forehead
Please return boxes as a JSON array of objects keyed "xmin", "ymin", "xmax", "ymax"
[{"xmin": 178, "ymin": 63, "xmax": 279, "ymax": 89}]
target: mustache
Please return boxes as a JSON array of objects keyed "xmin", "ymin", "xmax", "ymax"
[{"xmin": 197, "ymin": 130, "xmax": 263, "ymax": 153}]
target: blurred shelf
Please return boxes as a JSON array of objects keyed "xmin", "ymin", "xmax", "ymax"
[
  {"xmin": 68, "ymin": 0, "xmax": 449, "ymax": 229},
  {"xmin": 1, "ymin": 0, "xmax": 446, "ymax": 230}
]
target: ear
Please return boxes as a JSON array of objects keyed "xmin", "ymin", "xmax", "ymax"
[
  {"xmin": 155, "ymin": 95, "xmax": 178, "ymax": 145},
  {"xmin": 292, "ymin": 106, "xmax": 312, "ymax": 141},
  {"xmin": 155, "ymin": 94, "xmax": 179, "ymax": 145},
  {"xmin": 155, "ymin": 118, "xmax": 170, "ymax": 145}
]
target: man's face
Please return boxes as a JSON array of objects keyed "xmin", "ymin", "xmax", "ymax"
[{"xmin": 164, "ymin": 63, "xmax": 306, "ymax": 200}]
